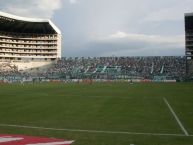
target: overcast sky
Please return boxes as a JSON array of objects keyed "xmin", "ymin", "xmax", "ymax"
[{"xmin": 1, "ymin": 0, "xmax": 193, "ymax": 57}]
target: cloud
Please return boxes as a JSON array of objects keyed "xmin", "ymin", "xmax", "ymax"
[
  {"xmin": 0, "ymin": 0, "xmax": 62, "ymax": 18},
  {"xmin": 82, "ymin": 31, "xmax": 185, "ymax": 57},
  {"xmin": 0, "ymin": 0, "xmax": 189, "ymax": 57},
  {"xmin": 108, "ymin": 31, "xmax": 184, "ymax": 45},
  {"xmin": 142, "ymin": 0, "xmax": 193, "ymax": 22},
  {"xmin": 69, "ymin": 0, "xmax": 78, "ymax": 4}
]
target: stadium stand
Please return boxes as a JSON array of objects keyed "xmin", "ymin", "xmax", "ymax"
[
  {"xmin": 45, "ymin": 56, "xmax": 186, "ymax": 81},
  {"xmin": 0, "ymin": 11, "xmax": 61, "ymax": 72},
  {"xmin": 0, "ymin": 56, "xmax": 187, "ymax": 83}
]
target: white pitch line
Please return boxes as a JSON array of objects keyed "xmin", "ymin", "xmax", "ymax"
[
  {"xmin": 0, "ymin": 123, "xmax": 192, "ymax": 137},
  {"xmin": 0, "ymin": 137, "xmax": 23, "ymax": 143},
  {"xmin": 163, "ymin": 97, "xmax": 189, "ymax": 136},
  {"xmin": 27, "ymin": 141, "xmax": 74, "ymax": 145}
]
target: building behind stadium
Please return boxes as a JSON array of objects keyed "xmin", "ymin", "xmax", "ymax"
[
  {"xmin": 0, "ymin": 11, "xmax": 61, "ymax": 72},
  {"xmin": 185, "ymin": 12, "xmax": 193, "ymax": 76}
]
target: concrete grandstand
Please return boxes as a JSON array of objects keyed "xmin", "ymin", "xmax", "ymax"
[{"xmin": 0, "ymin": 11, "xmax": 61, "ymax": 72}]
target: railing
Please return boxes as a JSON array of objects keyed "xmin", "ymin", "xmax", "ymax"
[
  {"xmin": 0, "ymin": 45, "xmax": 57, "ymax": 50},
  {"xmin": 0, "ymin": 31, "xmax": 58, "ymax": 40},
  {"xmin": 0, "ymin": 54, "xmax": 57, "ymax": 58},
  {"xmin": 0, "ymin": 40, "xmax": 57, "ymax": 45},
  {"xmin": 0, "ymin": 50, "xmax": 57, "ymax": 54}
]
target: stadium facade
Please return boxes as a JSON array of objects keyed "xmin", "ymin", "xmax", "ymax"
[
  {"xmin": 0, "ymin": 11, "xmax": 61, "ymax": 72},
  {"xmin": 185, "ymin": 12, "xmax": 193, "ymax": 76}
]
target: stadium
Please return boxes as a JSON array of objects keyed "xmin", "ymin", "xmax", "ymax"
[
  {"xmin": 0, "ymin": 11, "xmax": 193, "ymax": 145},
  {"xmin": 0, "ymin": 11, "xmax": 61, "ymax": 73}
]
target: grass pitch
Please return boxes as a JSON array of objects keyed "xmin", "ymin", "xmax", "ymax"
[{"xmin": 0, "ymin": 82, "xmax": 193, "ymax": 145}]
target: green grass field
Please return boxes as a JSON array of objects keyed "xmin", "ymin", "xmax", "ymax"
[{"xmin": 0, "ymin": 82, "xmax": 193, "ymax": 145}]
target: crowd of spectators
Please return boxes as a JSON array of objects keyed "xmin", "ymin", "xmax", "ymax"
[
  {"xmin": 0, "ymin": 62, "xmax": 32, "ymax": 82},
  {"xmin": 46, "ymin": 56, "xmax": 186, "ymax": 80},
  {"xmin": 0, "ymin": 56, "xmax": 187, "ymax": 82}
]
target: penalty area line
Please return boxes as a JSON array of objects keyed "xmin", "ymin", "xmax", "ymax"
[
  {"xmin": 0, "ymin": 123, "xmax": 192, "ymax": 137},
  {"xmin": 163, "ymin": 97, "xmax": 189, "ymax": 136}
]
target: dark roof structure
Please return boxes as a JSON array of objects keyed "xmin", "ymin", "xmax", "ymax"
[{"xmin": 0, "ymin": 11, "xmax": 61, "ymax": 34}]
